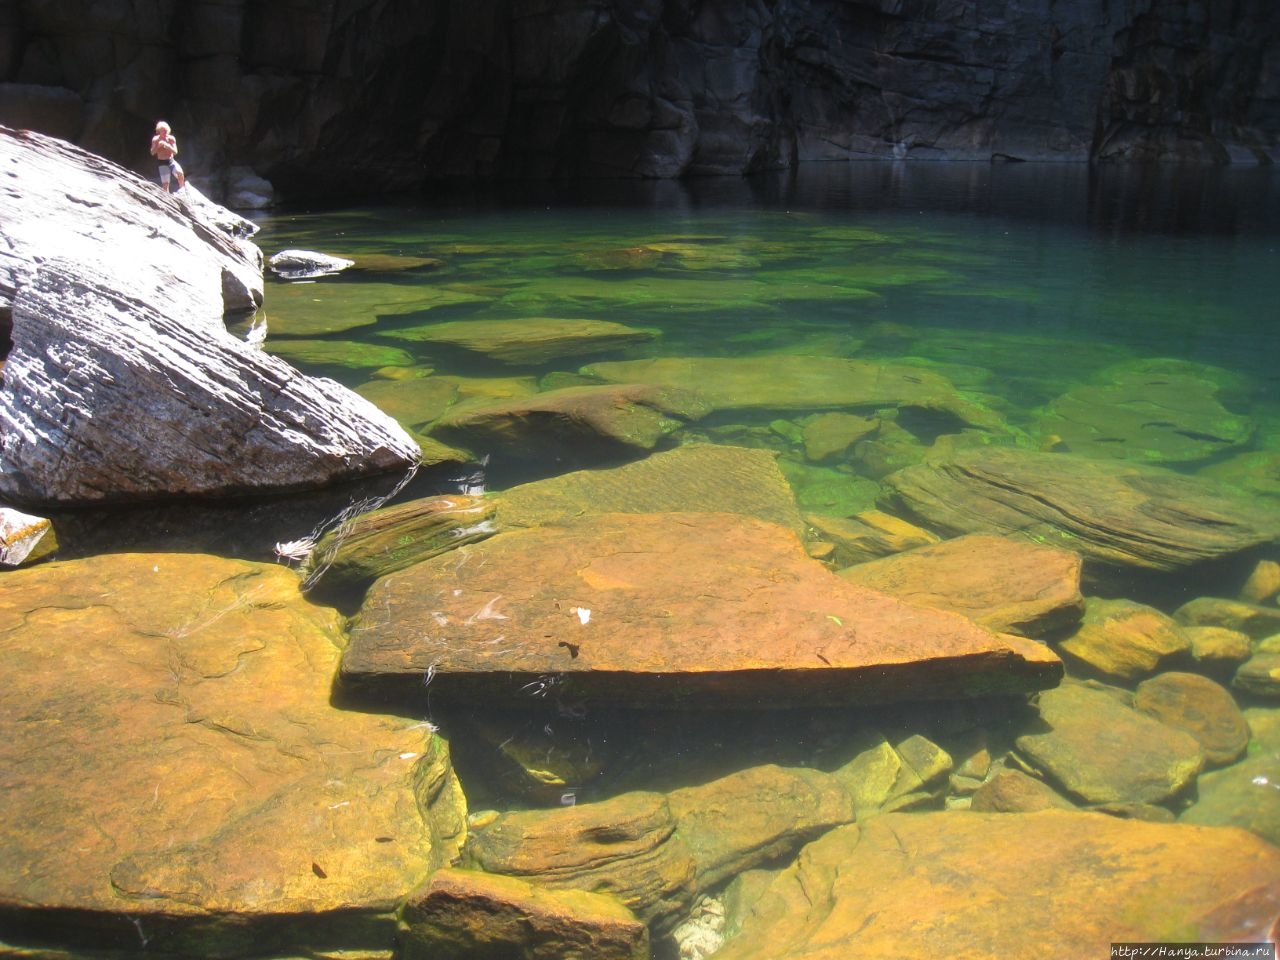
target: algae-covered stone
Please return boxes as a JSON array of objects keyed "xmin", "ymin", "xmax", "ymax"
[
  {"xmin": 882, "ymin": 447, "xmax": 1280, "ymax": 571},
  {"xmin": 1014, "ymin": 681, "xmax": 1204, "ymax": 805},
  {"xmin": 266, "ymin": 337, "xmax": 417, "ymax": 371},
  {"xmin": 1174, "ymin": 596, "xmax": 1280, "ymax": 639},
  {"xmin": 1034, "ymin": 360, "xmax": 1253, "ymax": 464},
  {"xmin": 713, "ymin": 811, "xmax": 1280, "ymax": 960},
  {"xmin": 1185, "ymin": 625, "xmax": 1253, "ymax": 671},
  {"xmin": 1234, "ymin": 642, "xmax": 1280, "ymax": 699},
  {"xmin": 1181, "ymin": 707, "xmax": 1280, "ymax": 844},
  {"xmin": 402, "ymin": 868, "xmax": 648, "ymax": 960},
  {"xmin": 1058, "ymin": 597, "xmax": 1192, "ymax": 682},
  {"xmin": 582, "ymin": 355, "xmax": 1008, "ymax": 432},
  {"xmin": 801, "ymin": 411, "xmax": 879, "ymax": 462},
  {"xmin": 356, "ymin": 377, "xmax": 460, "ymax": 430},
  {"xmin": 303, "ymin": 493, "xmax": 497, "ymax": 597},
  {"xmin": 838, "ymin": 533, "xmax": 1084, "ymax": 639},
  {"xmin": 429, "ymin": 383, "xmax": 709, "ymax": 464},
  {"xmin": 1240, "ymin": 559, "xmax": 1280, "ymax": 604},
  {"xmin": 0, "ymin": 553, "xmax": 465, "ymax": 957},
  {"xmin": 385, "ymin": 316, "xmax": 657, "ymax": 364},
  {"xmin": 494, "ymin": 444, "xmax": 805, "ymax": 536}
]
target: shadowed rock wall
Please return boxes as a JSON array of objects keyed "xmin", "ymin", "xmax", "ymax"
[{"xmin": 1, "ymin": 0, "xmax": 1276, "ymax": 198}]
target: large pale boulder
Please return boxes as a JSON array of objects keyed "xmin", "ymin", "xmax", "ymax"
[
  {"xmin": 714, "ymin": 811, "xmax": 1280, "ymax": 960},
  {"xmin": 0, "ymin": 126, "xmax": 421, "ymax": 504},
  {"xmin": 0, "ymin": 553, "xmax": 466, "ymax": 958},
  {"xmin": 340, "ymin": 511, "xmax": 1063, "ymax": 709},
  {"xmin": 881, "ymin": 447, "xmax": 1280, "ymax": 571}
]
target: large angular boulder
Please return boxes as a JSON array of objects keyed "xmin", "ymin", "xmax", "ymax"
[
  {"xmin": 0, "ymin": 126, "xmax": 421, "ymax": 504},
  {"xmin": 837, "ymin": 534, "xmax": 1084, "ymax": 638},
  {"xmin": 713, "ymin": 811, "xmax": 1280, "ymax": 960},
  {"xmin": 340, "ymin": 511, "xmax": 1063, "ymax": 709},
  {"xmin": 0, "ymin": 553, "xmax": 466, "ymax": 958},
  {"xmin": 881, "ymin": 447, "xmax": 1280, "ymax": 571}
]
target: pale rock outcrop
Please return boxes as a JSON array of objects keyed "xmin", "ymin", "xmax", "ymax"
[{"xmin": 0, "ymin": 125, "xmax": 420, "ymax": 504}]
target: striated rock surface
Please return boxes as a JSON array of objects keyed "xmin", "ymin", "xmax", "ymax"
[
  {"xmin": 881, "ymin": 447, "xmax": 1280, "ymax": 571},
  {"xmin": 401, "ymin": 868, "xmax": 648, "ymax": 960},
  {"xmin": 0, "ymin": 553, "xmax": 466, "ymax": 958},
  {"xmin": 1014, "ymin": 681, "xmax": 1204, "ymax": 805},
  {"xmin": 340, "ymin": 511, "xmax": 1063, "ymax": 709},
  {"xmin": 3, "ymin": 2, "xmax": 1276, "ymax": 196},
  {"xmin": 713, "ymin": 811, "xmax": 1280, "ymax": 960},
  {"xmin": 837, "ymin": 534, "xmax": 1084, "ymax": 639},
  {"xmin": 466, "ymin": 764, "xmax": 854, "ymax": 931},
  {"xmin": 0, "ymin": 126, "xmax": 421, "ymax": 504}
]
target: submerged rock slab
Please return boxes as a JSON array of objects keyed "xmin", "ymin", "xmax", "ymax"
[
  {"xmin": 1014, "ymin": 681, "xmax": 1204, "ymax": 805},
  {"xmin": 341, "ymin": 511, "xmax": 1062, "ymax": 708},
  {"xmin": 0, "ymin": 553, "xmax": 466, "ymax": 958},
  {"xmin": 428, "ymin": 383, "xmax": 709, "ymax": 464},
  {"xmin": 881, "ymin": 447, "xmax": 1280, "ymax": 571},
  {"xmin": 837, "ymin": 533, "xmax": 1084, "ymax": 638},
  {"xmin": 583, "ymin": 355, "xmax": 1007, "ymax": 431},
  {"xmin": 493, "ymin": 444, "xmax": 806, "ymax": 536},
  {"xmin": 386, "ymin": 316, "xmax": 657, "ymax": 364},
  {"xmin": 714, "ymin": 811, "xmax": 1280, "ymax": 960},
  {"xmin": 1035, "ymin": 360, "xmax": 1254, "ymax": 464}
]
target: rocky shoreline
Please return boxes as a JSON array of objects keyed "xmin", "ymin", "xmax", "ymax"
[{"xmin": 1, "ymin": 129, "xmax": 1278, "ymax": 959}]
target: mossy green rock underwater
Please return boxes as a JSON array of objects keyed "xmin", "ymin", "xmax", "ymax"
[{"xmin": 0, "ymin": 554, "xmax": 465, "ymax": 957}]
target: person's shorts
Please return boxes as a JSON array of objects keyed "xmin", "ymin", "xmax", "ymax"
[{"xmin": 158, "ymin": 158, "xmax": 182, "ymax": 185}]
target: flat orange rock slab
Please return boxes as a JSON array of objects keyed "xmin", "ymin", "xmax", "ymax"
[{"xmin": 342, "ymin": 512, "xmax": 1062, "ymax": 708}]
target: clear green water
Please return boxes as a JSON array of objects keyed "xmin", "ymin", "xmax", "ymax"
[
  {"xmin": 251, "ymin": 162, "xmax": 1280, "ymax": 500},
  {"xmin": 18, "ymin": 162, "xmax": 1280, "ymax": 956}
]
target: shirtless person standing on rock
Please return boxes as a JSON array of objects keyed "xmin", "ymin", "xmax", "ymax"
[{"xmin": 149, "ymin": 120, "xmax": 185, "ymax": 193}]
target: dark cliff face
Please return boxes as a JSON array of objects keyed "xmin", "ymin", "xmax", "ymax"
[{"xmin": 1, "ymin": 0, "xmax": 1276, "ymax": 199}]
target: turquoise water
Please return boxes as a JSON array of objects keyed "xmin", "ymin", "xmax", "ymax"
[{"xmin": 252, "ymin": 162, "xmax": 1280, "ymax": 498}]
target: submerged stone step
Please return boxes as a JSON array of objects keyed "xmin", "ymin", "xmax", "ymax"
[{"xmin": 340, "ymin": 511, "xmax": 1063, "ymax": 709}]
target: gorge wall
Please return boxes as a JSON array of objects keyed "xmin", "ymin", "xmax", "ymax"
[{"xmin": 1, "ymin": 0, "xmax": 1277, "ymax": 200}]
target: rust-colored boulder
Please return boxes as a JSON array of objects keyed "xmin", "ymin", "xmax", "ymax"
[
  {"xmin": 341, "ymin": 511, "xmax": 1063, "ymax": 709},
  {"xmin": 713, "ymin": 811, "xmax": 1280, "ymax": 960},
  {"xmin": 1058, "ymin": 597, "xmax": 1192, "ymax": 682},
  {"xmin": 838, "ymin": 533, "xmax": 1084, "ymax": 638},
  {"xmin": 970, "ymin": 768, "xmax": 1077, "ymax": 812},
  {"xmin": 0, "ymin": 553, "xmax": 465, "ymax": 957},
  {"xmin": 401, "ymin": 868, "xmax": 648, "ymax": 960},
  {"xmin": 1132, "ymin": 671, "xmax": 1249, "ymax": 767}
]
